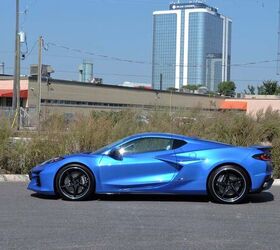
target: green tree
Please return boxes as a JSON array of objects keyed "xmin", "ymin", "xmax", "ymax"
[
  {"xmin": 257, "ymin": 85, "xmax": 265, "ymax": 95},
  {"xmin": 182, "ymin": 84, "xmax": 201, "ymax": 90},
  {"xmin": 258, "ymin": 80, "xmax": 279, "ymax": 95},
  {"xmin": 244, "ymin": 85, "xmax": 255, "ymax": 95},
  {"xmin": 181, "ymin": 84, "xmax": 202, "ymax": 93},
  {"xmin": 218, "ymin": 81, "xmax": 236, "ymax": 96},
  {"xmin": 167, "ymin": 87, "xmax": 178, "ymax": 92}
]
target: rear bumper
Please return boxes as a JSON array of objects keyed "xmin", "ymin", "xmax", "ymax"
[
  {"xmin": 262, "ymin": 176, "xmax": 274, "ymax": 191},
  {"xmin": 251, "ymin": 175, "xmax": 274, "ymax": 193}
]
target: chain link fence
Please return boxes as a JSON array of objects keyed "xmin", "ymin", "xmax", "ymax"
[{"xmin": 0, "ymin": 107, "xmax": 38, "ymax": 129}]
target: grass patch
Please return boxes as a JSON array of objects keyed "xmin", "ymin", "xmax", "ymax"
[{"xmin": 0, "ymin": 109, "xmax": 279, "ymax": 177}]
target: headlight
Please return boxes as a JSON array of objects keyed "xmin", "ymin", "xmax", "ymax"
[{"xmin": 41, "ymin": 156, "xmax": 64, "ymax": 165}]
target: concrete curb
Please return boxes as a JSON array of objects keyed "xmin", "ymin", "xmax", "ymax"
[
  {"xmin": 0, "ymin": 175, "xmax": 29, "ymax": 182},
  {"xmin": 0, "ymin": 175, "xmax": 280, "ymax": 185},
  {"xmin": 274, "ymin": 179, "xmax": 280, "ymax": 186}
]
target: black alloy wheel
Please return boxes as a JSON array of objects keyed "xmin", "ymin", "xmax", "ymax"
[
  {"xmin": 56, "ymin": 164, "xmax": 94, "ymax": 201},
  {"xmin": 208, "ymin": 165, "xmax": 249, "ymax": 204}
]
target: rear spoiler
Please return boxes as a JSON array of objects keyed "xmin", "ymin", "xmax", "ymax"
[{"xmin": 250, "ymin": 145, "xmax": 272, "ymax": 152}]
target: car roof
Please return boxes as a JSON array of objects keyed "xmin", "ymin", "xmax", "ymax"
[
  {"xmin": 128, "ymin": 132, "xmax": 231, "ymax": 146},
  {"xmin": 128, "ymin": 132, "xmax": 192, "ymax": 141}
]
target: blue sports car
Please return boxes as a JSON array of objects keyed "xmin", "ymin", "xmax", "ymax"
[{"xmin": 28, "ymin": 132, "xmax": 274, "ymax": 204}]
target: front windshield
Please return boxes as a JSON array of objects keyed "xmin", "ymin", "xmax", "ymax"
[{"xmin": 93, "ymin": 135, "xmax": 132, "ymax": 154}]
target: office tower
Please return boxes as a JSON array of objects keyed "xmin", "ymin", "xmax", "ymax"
[{"xmin": 152, "ymin": 2, "xmax": 231, "ymax": 91}]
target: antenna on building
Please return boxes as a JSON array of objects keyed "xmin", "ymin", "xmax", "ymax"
[{"xmin": 187, "ymin": 0, "xmax": 206, "ymax": 3}]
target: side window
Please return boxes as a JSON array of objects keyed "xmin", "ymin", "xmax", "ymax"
[
  {"xmin": 172, "ymin": 139, "xmax": 187, "ymax": 149},
  {"xmin": 119, "ymin": 138, "xmax": 173, "ymax": 155}
]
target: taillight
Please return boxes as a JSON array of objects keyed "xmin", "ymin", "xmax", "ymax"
[{"xmin": 253, "ymin": 153, "xmax": 271, "ymax": 161}]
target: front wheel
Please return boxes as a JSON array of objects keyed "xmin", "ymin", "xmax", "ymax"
[
  {"xmin": 55, "ymin": 164, "xmax": 95, "ymax": 201},
  {"xmin": 208, "ymin": 165, "xmax": 249, "ymax": 204}
]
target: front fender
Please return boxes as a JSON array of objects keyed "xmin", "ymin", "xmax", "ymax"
[{"xmin": 28, "ymin": 154, "xmax": 103, "ymax": 194}]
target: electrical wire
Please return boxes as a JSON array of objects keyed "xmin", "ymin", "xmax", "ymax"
[
  {"xmin": 4, "ymin": 65, "xmax": 273, "ymax": 83},
  {"xmin": 24, "ymin": 40, "xmax": 37, "ymax": 58},
  {"xmin": 46, "ymin": 41, "xmax": 278, "ymax": 69}
]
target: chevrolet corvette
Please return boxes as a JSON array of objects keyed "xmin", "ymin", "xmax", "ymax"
[{"xmin": 28, "ymin": 132, "xmax": 274, "ymax": 204}]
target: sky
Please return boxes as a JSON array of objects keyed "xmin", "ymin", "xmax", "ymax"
[{"xmin": 0, "ymin": 0, "xmax": 279, "ymax": 92}]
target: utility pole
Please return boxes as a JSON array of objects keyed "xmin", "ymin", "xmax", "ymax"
[
  {"xmin": 16, "ymin": 33, "xmax": 21, "ymax": 130},
  {"xmin": 37, "ymin": 36, "xmax": 43, "ymax": 124},
  {"xmin": 277, "ymin": 0, "xmax": 280, "ymax": 75},
  {"xmin": 13, "ymin": 0, "xmax": 20, "ymax": 112}
]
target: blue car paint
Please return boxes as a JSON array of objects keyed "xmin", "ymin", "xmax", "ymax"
[
  {"xmin": 28, "ymin": 132, "xmax": 273, "ymax": 196},
  {"xmin": 99, "ymin": 151, "xmax": 178, "ymax": 192}
]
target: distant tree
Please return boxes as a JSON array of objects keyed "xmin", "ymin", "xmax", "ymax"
[
  {"xmin": 182, "ymin": 84, "xmax": 201, "ymax": 90},
  {"xmin": 217, "ymin": 81, "xmax": 236, "ymax": 96},
  {"xmin": 257, "ymin": 85, "xmax": 265, "ymax": 95},
  {"xmin": 181, "ymin": 84, "xmax": 202, "ymax": 93},
  {"xmin": 167, "ymin": 87, "xmax": 178, "ymax": 92},
  {"xmin": 258, "ymin": 80, "xmax": 279, "ymax": 95},
  {"xmin": 244, "ymin": 85, "xmax": 256, "ymax": 95},
  {"xmin": 277, "ymin": 86, "xmax": 280, "ymax": 95}
]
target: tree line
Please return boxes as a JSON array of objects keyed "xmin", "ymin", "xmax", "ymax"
[{"xmin": 167, "ymin": 80, "xmax": 280, "ymax": 97}]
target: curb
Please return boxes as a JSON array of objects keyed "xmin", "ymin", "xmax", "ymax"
[
  {"xmin": 0, "ymin": 175, "xmax": 29, "ymax": 182},
  {"xmin": 0, "ymin": 175, "xmax": 280, "ymax": 185},
  {"xmin": 274, "ymin": 179, "xmax": 280, "ymax": 186}
]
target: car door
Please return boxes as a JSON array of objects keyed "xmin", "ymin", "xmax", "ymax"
[{"xmin": 99, "ymin": 137, "xmax": 179, "ymax": 192}]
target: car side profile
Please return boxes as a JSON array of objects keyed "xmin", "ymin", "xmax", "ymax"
[{"xmin": 28, "ymin": 132, "xmax": 274, "ymax": 204}]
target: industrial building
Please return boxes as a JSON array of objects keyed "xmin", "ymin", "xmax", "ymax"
[
  {"xmin": 0, "ymin": 74, "xmax": 224, "ymax": 126},
  {"xmin": 152, "ymin": 2, "xmax": 232, "ymax": 91},
  {"xmin": 1, "ymin": 74, "xmax": 280, "ymax": 127}
]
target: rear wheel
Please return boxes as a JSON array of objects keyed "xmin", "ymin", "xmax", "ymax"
[
  {"xmin": 208, "ymin": 165, "xmax": 249, "ymax": 204},
  {"xmin": 55, "ymin": 164, "xmax": 94, "ymax": 201}
]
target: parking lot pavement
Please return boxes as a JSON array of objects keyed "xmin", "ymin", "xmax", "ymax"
[{"xmin": 0, "ymin": 183, "xmax": 279, "ymax": 250}]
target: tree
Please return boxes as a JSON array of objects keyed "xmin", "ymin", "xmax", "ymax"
[
  {"xmin": 257, "ymin": 85, "xmax": 265, "ymax": 95},
  {"xmin": 181, "ymin": 84, "xmax": 202, "ymax": 93},
  {"xmin": 167, "ymin": 87, "xmax": 178, "ymax": 92},
  {"xmin": 244, "ymin": 85, "xmax": 255, "ymax": 95},
  {"xmin": 217, "ymin": 81, "xmax": 236, "ymax": 96},
  {"xmin": 257, "ymin": 80, "xmax": 279, "ymax": 95}
]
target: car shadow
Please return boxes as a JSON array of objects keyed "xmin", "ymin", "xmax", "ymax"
[
  {"xmin": 245, "ymin": 191, "xmax": 274, "ymax": 204},
  {"xmin": 94, "ymin": 194, "xmax": 211, "ymax": 203},
  {"xmin": 94, "ymin": 191, "xmax": 274, "ymax": 204},
  {"xmin": 31, "ymin": 193, "xmax": 60, "ymax": 200},
  {"xmin": 30, "ymin": 191, "xmax": 274, "ymax": 204}
]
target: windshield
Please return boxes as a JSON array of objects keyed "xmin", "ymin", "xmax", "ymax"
[{"xmin": 93, "ymin": 136, "xmax": 132, "ymax": 154}]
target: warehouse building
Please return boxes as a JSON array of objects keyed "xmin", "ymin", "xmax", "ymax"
[{"xmin": 0, "ymin": 75, "xmax": 224, "ymax": 125}]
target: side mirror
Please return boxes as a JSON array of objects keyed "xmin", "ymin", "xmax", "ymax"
[{"xmin": 109, "ymin": 148, "xmax": 123, "ymax": 161}]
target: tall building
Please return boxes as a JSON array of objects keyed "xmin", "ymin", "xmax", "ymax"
[
  {"xmin": 152, "ymin": 2, "xmax": 232, "ymax": 91},
  {"xmin": 79, "ymin": 61, "xmax": 94, "ymax": 83}
]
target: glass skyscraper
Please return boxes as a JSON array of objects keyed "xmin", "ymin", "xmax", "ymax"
[{"xmin": 152, "ymin": 2, "xmax": 232, "ymax": 91}]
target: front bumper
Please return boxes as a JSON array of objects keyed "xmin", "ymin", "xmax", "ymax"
[{"xmin": 28, "ymin": 168, "xmax": 56, "ymax": 195}]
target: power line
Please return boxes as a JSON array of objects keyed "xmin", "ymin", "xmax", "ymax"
[
  {"xmin": 46, "ymin": 41, "xmax": 279, "ymax": 69},
  {"xmin": 24, "ymin": 40, "xmax": 37, "ymax": 58},
  {"xmin": 277, "ymin": 0, "xmax": 280, "ymax": 75},
  {"xmin": 4, "ymin": 65, "xmax": 272, "ymax": 83}
]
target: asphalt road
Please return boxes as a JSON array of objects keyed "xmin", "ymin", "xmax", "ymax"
[{"xmin": 0, "ymin": 183, "xmax": 279, "ymax": 250}]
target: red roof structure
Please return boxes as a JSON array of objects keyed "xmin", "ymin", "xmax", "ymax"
[
  {"xmin": 0, "ymin": 90, "xmax": 28, "ymax": 98},
  {"xmin": 220, "ymin": 101, "xmax": 247, "ymax": 111}
]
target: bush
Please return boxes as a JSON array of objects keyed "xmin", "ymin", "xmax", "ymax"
[{"xmin": 0, "ymin": 109, "xmax": 279, "ymax": 177}]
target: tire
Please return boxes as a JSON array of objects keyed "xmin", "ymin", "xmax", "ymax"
[
  {"xmin": 55, "ymin": 164, "xmax": 95, "ymax": 201},
  {"xmin": 208, "ymin": 165, "xmax": 249, "ymax": 204}
]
